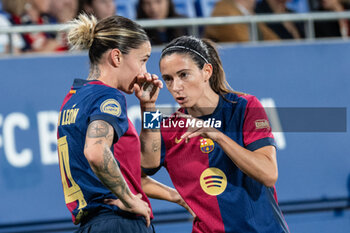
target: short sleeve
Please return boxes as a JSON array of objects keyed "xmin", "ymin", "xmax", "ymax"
[
  {"xmin": 242, "ymin": 95, "xmax": 275, "ymax": 151},
  {"xmin": 88, "ymin": 93, "xmax": 128, "ymax": 143}
]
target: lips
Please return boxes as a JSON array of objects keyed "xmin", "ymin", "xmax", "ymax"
[{"xmin": 176, "ymin": 96, "xmax": 187, "ymax": 104}]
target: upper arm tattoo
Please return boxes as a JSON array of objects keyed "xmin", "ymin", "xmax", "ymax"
[
  {"xmin": 86, "ymin": 120, "xmax": 114, "ymax": 146},
  {"xmin": 87, "ymin": 120, "xmax": 109, "ymax": 138}
]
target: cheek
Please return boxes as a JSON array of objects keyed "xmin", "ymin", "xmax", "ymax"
[
  {"xmin": 161, "ymin": 4, "xmax": 169, "ymax": 17},
  {"xmin": 187, "ymin": 81, "xmax": 203, "ymax": 97},
  {"xmin": 143, "ymin": 5, "xmax": 151, "ymax": 15},
  {"xmin": 129, "ymin": 63, "xmax": 143, "ymax": 77}
]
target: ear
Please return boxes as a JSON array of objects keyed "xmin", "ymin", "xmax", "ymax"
[
  {"xmin": 202, "ymin": 63, "xmax": 213, "ymax": 82},
  {"xmin": 110, "ymin": 48, "xmax": 122, "ymax": 67}
]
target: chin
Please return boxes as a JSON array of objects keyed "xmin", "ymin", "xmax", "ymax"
[{"xmin": 178, "ymin": 102, "xmax": 191, "ymax": 108}]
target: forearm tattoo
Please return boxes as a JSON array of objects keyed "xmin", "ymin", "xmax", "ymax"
[
  {"xmin": 86, "ymin": 120, "xmax": 131, "ymax": 207},
  {"xmin": 152, "ymin": 139, "xmax": 160, "ymax": 153},
  {"xmin": 140, "ymin": 136, "xmax": 160, "ymax": 153}
]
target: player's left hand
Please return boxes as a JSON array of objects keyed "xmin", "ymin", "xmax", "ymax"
[
  {"xmin": 177, "ymin": 112, "xmax": 222, "ymax": 141},
  {"xmin": 134, "ymin": 73, "xmax": 163, "ymax": 105},
  {"xmin": 176, "ymin": 195, "xmax": 196, "ymax": 218},
  {"xmin": 104, "ymin": 193, "xmax": 151, "ymax": 227}
]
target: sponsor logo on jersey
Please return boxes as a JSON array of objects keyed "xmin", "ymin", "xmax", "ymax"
[
  {"xmin": 175, "ymin": 137, "xmax": 189, "ymax": 144},
  {"xmin": 200, "ymin": 168, "xmax": 227, "ymax": 196},
  {"xmin": 100, "ymin": 99, "xmax": 121, "ymax": 117},
  {"xmin": 199, "ymin": 138, "xmax": 214, "ymax": 153},
  {"xmin": 255, "ymin": 119, "xmax": 270, "ymax": 130}
]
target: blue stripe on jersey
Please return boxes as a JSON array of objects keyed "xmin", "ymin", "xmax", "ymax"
[
  {"xmin": 265, "ymin": 187, "xmax": 291, "ymax": 233},
  {"xmin": 58, "ymin": 79, "xmax": 132, "ymax": 222},
  {"xmin": 207, "ymin": 93, "xmax": 286, "ymax": 232},
  {"xmin": 246, "ymin": 137, "xmax": 276, "ymax": 151}
]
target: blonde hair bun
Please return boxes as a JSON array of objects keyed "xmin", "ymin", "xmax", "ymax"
[{"xmin": 68, "ymin": 14, "xmax": 98, "ymax": 50}]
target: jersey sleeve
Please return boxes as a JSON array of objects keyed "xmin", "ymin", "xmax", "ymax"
[
  {"xmin": 242, "ymin": 95, "xmax": 275, "ymax": 151},
  {"xmin": 88, "ymin": 92, "xmax": 128, "ymax": 143}
]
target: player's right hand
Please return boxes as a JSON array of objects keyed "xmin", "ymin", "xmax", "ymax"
[
  {"xmin": 134, "ymin": 73, "xmax": 163, "ymax": 105},
  {"xmin": 104, "ymin": 193, "xmax": 151, "ymax": 227}
]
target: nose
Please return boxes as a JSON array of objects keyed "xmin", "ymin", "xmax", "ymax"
[
  {"xmin": 172, "ymin": 78, "xmax": 183, "ymax": 92},
  {"xmin": 140, "ymin": 64, "xmax": 147, "ymax": 75},
  {"xmin": 149, "ymin": 3, "xmax": 158, "ymax": 15}
]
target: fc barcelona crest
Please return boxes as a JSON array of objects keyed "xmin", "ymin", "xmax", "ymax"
[{"xmin": 199, "ymin": 138, "xmax": 215, "ymax": 153}]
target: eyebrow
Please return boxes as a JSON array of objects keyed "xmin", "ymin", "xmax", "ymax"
[
  {"xmin": 162, "ymin": 69, "xmax": 191, "ymax": 79},
  {"xmin": 176, "ymin": 69, "xmax": 191, "ymax": 74}
]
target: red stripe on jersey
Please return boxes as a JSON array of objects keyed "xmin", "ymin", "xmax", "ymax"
[
  {"xmin": 240, "ymin": 94, "xmax": 274, "ymax": 147},
  {"xmin": 88, "ymin": 81, "xmax": 111, "ymax": 87},
  {"xmin": 113, "ymin": 119, "xmax": 154, "ymax": 219},
  {"xmin": 66, "ymin": 201, "xmax": 78, "ymax": 224},
  {"xmin": 60, "ymin": 87, "xmax": 74, "ymax": 111},
  {"xmin": 162, "ymin": 121, "xmax": 225, "ymax": 233}
]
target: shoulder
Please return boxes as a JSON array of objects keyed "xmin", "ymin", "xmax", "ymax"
[
  {"xmin": 221, "ymin": 92, "xmax": 258, "ymax": 105},
  {"xmin": 81, "ymin": 84, "xmax": 127, "ymax": 117},
  {"xmin": 89, "ymin": 84, "xmax": 126, "ymax": 104},
  {"xmin": 237, "ymin": 94, "xmax": 262, "ymax": 107}
]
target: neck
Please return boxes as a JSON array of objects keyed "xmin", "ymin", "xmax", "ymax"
[
  {"xmin": 87, "ymin": 63, "xmax": 118, "ymax": 88},
  {"xmin": 187, "ymin": 89, "xmax": 219, "ymax": 118},
  {"xmin": 87, "ymin": 63, "xmax": 101, "ymax": 80}
]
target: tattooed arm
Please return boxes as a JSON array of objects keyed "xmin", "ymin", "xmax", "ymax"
[
  {"xmin": 139, "ymin": 103, "xmax": 161, "ymax": 169},
  {"xmin": 84, "ymin": 120, "xmax": 151, "ymax": 226},
  {"xmin": 134, "ymin": 73, "xmax": 163, "ymax": 169}
]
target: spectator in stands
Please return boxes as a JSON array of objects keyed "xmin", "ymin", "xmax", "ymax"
[
  {"xmin": 79, "ymin": 0, "xmax": 116, "ymax": 20},
  {"xmin": 204, "ymin": 0, "xmax": 279, "ymax": 43},
  {"xmin": 0, "ymin": 13, "xmax": 25, "ymax": 54},
  {"xmin": 2, "ymin": 0, "xmax": 62, "ymax": 52},
  {"xmin": 49, "ymin": 0, "xmax": 79, "ymax": 23},
  {"xmin": 256, "ymin": 0, "xmax": 305, "ymax": 40},
  {"xmin": 309, "ymin": 0, "xmax": 350, "ymax": 38},
  {"xmin": 137, "ymin": 0, "xmax": 189, "ymax": 45},
  {"xmin": 47, "ymin": 0, "xmax": 80, "ymax": 51}
]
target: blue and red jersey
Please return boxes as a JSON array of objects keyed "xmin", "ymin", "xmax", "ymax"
[
  {"xmin": 145, "ymin": 93, "xmax": 289, "ymax": 233},
  {"xmin": 57, "ymin": 79, "xmax": 152, "ymax": 224}
]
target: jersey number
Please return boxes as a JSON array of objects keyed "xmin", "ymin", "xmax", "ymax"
[{"xmin": 58, "ymin": 136, "xmax": 87, "ymax": 210}]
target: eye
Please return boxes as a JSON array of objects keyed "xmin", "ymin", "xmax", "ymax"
[
  {"xmin": 162, "ymin": 76, "xmax": 173, "ymax": 84},
  {"xmin": 179, "ymin": 72, "xmax": 188, "ymax": 79}
]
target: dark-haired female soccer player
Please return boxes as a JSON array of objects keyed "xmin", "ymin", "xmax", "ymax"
[{"xmin": 142, "ymin": 36, "xmax": 290, "ymax": 233}]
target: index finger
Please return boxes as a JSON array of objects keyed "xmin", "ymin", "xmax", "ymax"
[
  {"xmin": 181, "ymin": 128, "xmax": 201, "ymax": 139},
  {"xmin": 145, "ymin": 207, "xmax": 151, "ymax": 227}
]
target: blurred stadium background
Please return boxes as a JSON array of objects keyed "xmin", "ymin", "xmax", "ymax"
[{"xmin": 0, "ymin": 0, "xmax": 349, "ymax": 232}]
